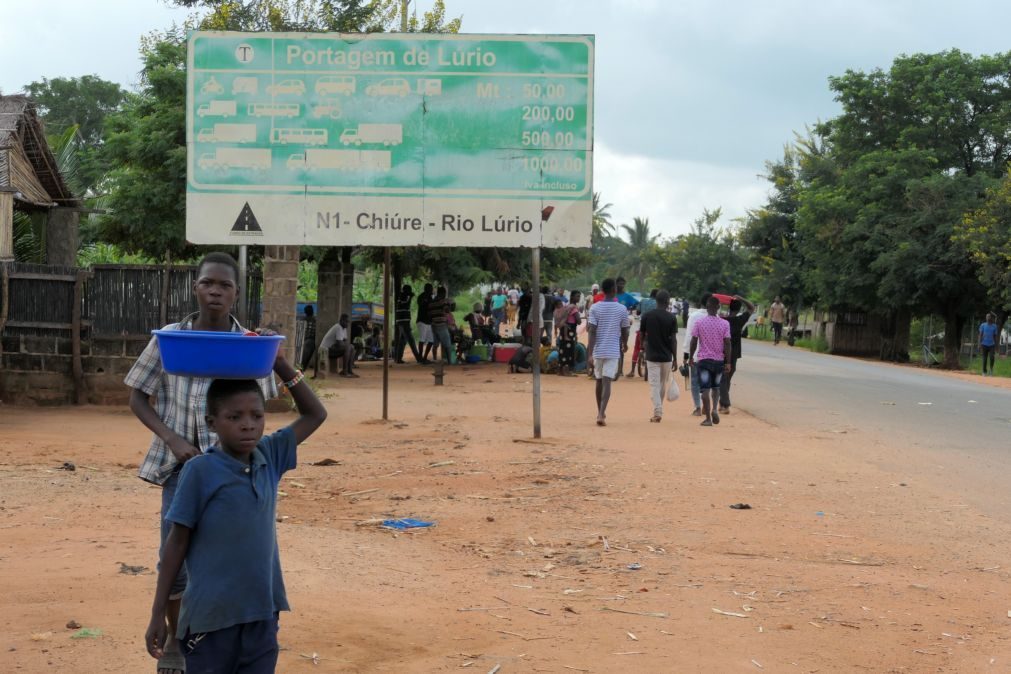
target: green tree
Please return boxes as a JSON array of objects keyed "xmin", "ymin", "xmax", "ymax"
[
  {"xmin": 651, "ymin": 208, "xmax": 752, "ymax": 303},
  {"xmin": 619, "ymin": 216, "xmax": 657, "ymax": 291},
  {"xmin": 24, "ymin": 76, "xmax": 126, "ymax": 146},
  {"xmin": 797, "ymin": 50, "xmax": 1011, "ymax": 364},
  {"xmin": 957, "ymin": 169, "xmax": 1011, "ymax": 322},
  {"xmin": 23, "ymin": 75, "xmax": 126, "ymax": 193},
  {"xmin": 96, "ymin": 29, "xmax": 190, "ymax": 260}
]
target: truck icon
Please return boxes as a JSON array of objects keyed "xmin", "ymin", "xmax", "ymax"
[
  {"xmin": 231, "ymin": 77, "xmax": 258, "ymax": 95},
  {"xmin": 339, "ymin": 124, "xmax": 402, "ymax": 146},
  {"xmin": 247, "ymin": 103, "xmax": 299, "ymax": 118},
  {"xmin": 287, "ymin": 149, "xmax": 391, "ymax": 171},
  {"xmin": 197, "ymin": 123, "xmax": 257, "ymax": 143},
  {"xmin": 270, "ymin": 128, "xmax": 328, "ymax": 145},
  {"xmin": 198, "ymin": 148, "xmax": 271, "ymax": 170},
  {"xmin": 197, "ymin": 100, "xmax": 238, "ymax": 118}
]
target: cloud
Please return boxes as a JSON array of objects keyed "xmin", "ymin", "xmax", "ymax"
[{"xmin": 593, "ymin": 141, "xmax": 767, "ymax": 241}]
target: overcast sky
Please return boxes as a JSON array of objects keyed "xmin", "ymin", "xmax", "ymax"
[{"xmin": 3, "ymin": 0, "xmax": 1010, "ymax": 239}]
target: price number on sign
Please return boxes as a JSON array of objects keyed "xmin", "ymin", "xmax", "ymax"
[
  {"xmin": 523, "ymin": 82, "xmax": 566, "ymax": 99},
  {"xmin": 522, "ymin": 105, "xmax": 576, "ymax": 122},
  {"xmin": 521, "ymin": 130, "xmax": 576, "ymax": 148},
  {"xmin": 521, "ymin": 156, "xmax": 584, "ymax": 173}
]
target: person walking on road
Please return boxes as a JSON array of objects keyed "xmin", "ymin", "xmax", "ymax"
[
  {"xmin": 394, "ymin": 285, "xmax": 425, "ymax": 364},
  {"xmin": 614, "ymin": 277, "xmax": 639, "ymax": 377},
  {"xmin": 689, "ymin": 296, "xmax": 731, "ymax": 427},
  {"xmin": 769, "ymin": 296, "xmax": 786, "ymax": 345},
  {"xmin": 684, "ymin": 293, "xmax": 711, "ymax": 416},
  {"xmin": 639, "ymin": 290, "xmax": 678, "ymax": 422},
  {"xmin": 556, "ymin": 290, "xmax": 581, "ymax": 376},
  {"xmin": 719, "ymin": 294, "xmax": 756, "ymax": 414},
  {"xmin": 979, "ymin": 313, "xmax": 999, "ymax": 376},
  {"xmin": 417, "ymin": 283, "xmax": 435, "ymax": 363},
  {"xmin": 587, "ymin": 278, "xmax": 630, "ymax": 427}
]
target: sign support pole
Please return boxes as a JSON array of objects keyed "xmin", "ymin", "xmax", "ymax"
[
  {"xmin": 237, "ymin": 245, "xmax": 248, "ymax": 326},
  {"xmin": 531, "ymin": 246, "xmax": 542, "ymax": 438},
  {"xmin": 383, "ymin": 246, "xmax": 391, "ymax": 420}
]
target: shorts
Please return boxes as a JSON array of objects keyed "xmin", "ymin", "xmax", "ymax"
[
  {"xmin": 593, "ymin": 357, "xmax": 619, "ymax": 380},
  {"xmin": 696, "ymin": 359, "xmax": 724, "ymax": 390},
  {"xmin": 182, "ymin": 614, "xmax": 279, "ymax": 674},
  {"xmin": 417, "ymin": 322, "xmax": 433, "ymax": 343}
]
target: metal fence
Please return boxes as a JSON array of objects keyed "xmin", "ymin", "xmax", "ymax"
[
  {"xmin": 914, "ymin": 314, "xmax": 1008, "ymax": 366},
  {"xmin": 85, "ymin": 264, "xmax": 263, "ymax": 335}
]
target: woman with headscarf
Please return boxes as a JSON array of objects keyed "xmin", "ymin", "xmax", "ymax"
[{"xmin": 556, "ymin": 290, "xmax": 581, "ymax": 376}]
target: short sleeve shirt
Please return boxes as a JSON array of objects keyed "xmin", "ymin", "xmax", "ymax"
[
  {"xmin": 980, "ymin": 322, "xmax": 998, "ymax": 347},
  {"xmin": 491, "ymin": 294, "xmax": 507, "ymax": 310},
  {"xmin": 416, "ymin": 294, "xmax": 431, "ymax": 324},
  {"xmin": 588, "ymin": 300, "xmax": 630, "ymax": 359},
  {"xmin": 641, "ymin": 308, "xmax": 677, "ymax": 363},
  {"xmin": 727, "ymin": 312, "xmax": 752, "ymax": 360},
  {"xmin": 167, "ymin": 427, "xmax": 296, "ymax": 638},
  {"xmin": 691, "ymin": 314, "xmax": 731, "ymax": 362},
  {"xmin": 123, "ymin": 313, "xmax": 278, "ymax": 486},
  {"xmin": 319, "ymin": 322, "xmax": 347, "ymax": 349}
]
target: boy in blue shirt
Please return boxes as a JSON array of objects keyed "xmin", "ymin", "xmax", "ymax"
[{"xmin": 145, "ymin": 350, "xmax": 327, "ymax": 673}]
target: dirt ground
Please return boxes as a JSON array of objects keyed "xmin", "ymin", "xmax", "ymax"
[{"xmin": 2, "ymin": 358, "xmax": 1011, "ymax": 673}]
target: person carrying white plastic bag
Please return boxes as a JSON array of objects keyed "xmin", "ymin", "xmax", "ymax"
[
  {"xmin": 666, "ymin": 369, "xmax": 681, "ymax": 402},
  {"xmin": 639, "ymin": 290, "xmax": 679, "ymax": 422}
]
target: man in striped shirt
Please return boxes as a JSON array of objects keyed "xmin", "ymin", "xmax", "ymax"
[{"xmin": 587, "ymin": 278, "xmax": 630, "ymax": 427}]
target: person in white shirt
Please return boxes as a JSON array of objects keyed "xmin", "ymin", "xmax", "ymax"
[{"xmin": 317, "ymin": 313, "xmax": 357, "ymax": 378}]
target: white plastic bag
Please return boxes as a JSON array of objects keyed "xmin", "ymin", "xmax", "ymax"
[{"xmin": 666, "ymin": 369, "xmax": 681, "ymax": 401}]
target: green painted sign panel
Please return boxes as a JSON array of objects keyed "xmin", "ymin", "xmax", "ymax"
[{"xmin": 186, "ymin": 32, "xmax": 594, "ymax": 247}]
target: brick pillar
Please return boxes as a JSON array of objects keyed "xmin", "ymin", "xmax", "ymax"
[
  {"xmin": 46, "ymin": 207, "xmax": 79, "ymax": 267},
  {"xmin": 261, "ymin": 245, "xmax": 299, "ymax": 365}
]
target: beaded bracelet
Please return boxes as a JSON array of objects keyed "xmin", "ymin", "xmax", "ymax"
[{"xmin": 283, "ymin": 369, "xmax": 305, "ymax": 390}]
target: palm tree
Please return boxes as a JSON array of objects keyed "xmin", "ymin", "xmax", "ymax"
[
  {"xmin": 620, "ymin": 216, "xmax": 658, "ymax": 291},
  {"xmin": 591, "ymin": 191, "xmax": 615, "ymax": 245}
]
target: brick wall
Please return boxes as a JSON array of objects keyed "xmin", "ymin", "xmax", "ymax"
[{"xmin": 0, "ymin": 334, "xmax": 147, "ymax": 406}]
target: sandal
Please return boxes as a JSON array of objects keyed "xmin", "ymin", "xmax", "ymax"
[{"xmin": 157, "ymin": 649, "xmax": 186, "ymax": 674}]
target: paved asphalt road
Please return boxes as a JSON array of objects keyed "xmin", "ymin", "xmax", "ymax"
[{"xmin": 730, "ymin": 340, "xmax": 1011, "ymax": 516}]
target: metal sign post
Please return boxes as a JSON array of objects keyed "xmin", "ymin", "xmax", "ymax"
[
  {"xmin": 383, "ymin": 246, "xmax": 391, "ymax": 420},
  {"xmin": 531, "ymin": 247, "xmax": 542, "ymax": 438}
]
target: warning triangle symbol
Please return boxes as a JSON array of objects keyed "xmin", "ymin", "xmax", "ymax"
[{"xmin": 231, "ymin": 202, "xmax": 262, "ymax": 234}]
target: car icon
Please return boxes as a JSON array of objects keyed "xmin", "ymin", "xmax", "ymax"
[
  {"xmin": 315, "ymin": 75, "xmax": 356, "ymax": 96},
  {"xmin": 266, "ymin": 79, "xmax": 306, "ymax": 96},
  {"xmin": 366, "ymin": 78, "xmax": 410, "ymax": 97}
]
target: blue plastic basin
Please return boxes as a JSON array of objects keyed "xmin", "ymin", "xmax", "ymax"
[{"xmin": 153, "ymin": 330, "xmax": 285, "ymax": 379}]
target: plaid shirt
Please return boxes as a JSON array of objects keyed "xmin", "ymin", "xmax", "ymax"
[{"xmin": 124, "ymin": 313, "xmax": 279, "ymax": 486}]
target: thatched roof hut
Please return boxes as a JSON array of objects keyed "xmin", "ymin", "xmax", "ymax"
[{"xmin": 0, "ymin": 95, "xmax": 80, "ymax": 210}]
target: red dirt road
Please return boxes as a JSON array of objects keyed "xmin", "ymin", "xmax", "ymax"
[{"xmin": 2, "ymin": 362, "xmax": 1009, "ymax": 672}]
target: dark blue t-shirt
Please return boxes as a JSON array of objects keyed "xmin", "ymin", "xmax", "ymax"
[{"xmin": 167, "ymin": 426, "xmax": 296, "ymax": 637}]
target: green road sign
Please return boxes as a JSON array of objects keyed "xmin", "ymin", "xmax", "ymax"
[{"xmin": 186, "ymin": 31, "xmax": 594, "ymax": 248}]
